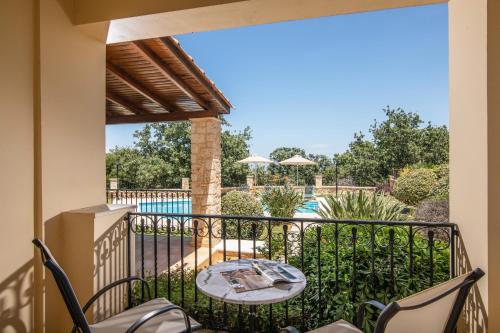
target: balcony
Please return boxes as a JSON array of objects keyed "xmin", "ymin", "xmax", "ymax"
[
  {"xmin": 3, "ymin": 1, "xmax": 496, "ymax": 332},
  {"xmin": 96, "ymin": 188, "xmax": 457, "ymax": 332}
]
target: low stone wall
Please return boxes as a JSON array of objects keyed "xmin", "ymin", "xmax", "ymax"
[
  {"xmin": 221, "ymin": 185, "xmax": 376, "ymax": 196},
  {"xmin": 315, "ymin": 185, "xmax": 376, "ymax": 195}
]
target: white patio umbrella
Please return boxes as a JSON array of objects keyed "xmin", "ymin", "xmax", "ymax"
[
  {"xmin": 279, "ymin": 155, "xmax": 317, "ymax": 186},
  {"xmin": 237, "ymin": 155, "xmax": 273, "ymax": 185}
]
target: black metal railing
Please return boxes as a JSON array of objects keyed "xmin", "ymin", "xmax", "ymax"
[
  {"xmin": 125, "ymin": 212, "xmax": 457, "ymax": 333},
  {"xmin": 106, "ymin": 189, "xmax": 191, "ymax": 214}
]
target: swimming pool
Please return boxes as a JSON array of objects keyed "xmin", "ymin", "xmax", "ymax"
[
  {"xmin": 139, "ymin": 200, "xmax": 319, "ymax": 214},
  {"xmin": 139, "ymin": 200, "xmax": 192, "ymax": 214},
  {"xmin": 297, "ymin": 200, "xmax": 319, "ymax": 214}
]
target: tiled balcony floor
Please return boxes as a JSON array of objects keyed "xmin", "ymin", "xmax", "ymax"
[{"xmin": 134, "ymin": 235, "xmax": 195, "ymax": 274}]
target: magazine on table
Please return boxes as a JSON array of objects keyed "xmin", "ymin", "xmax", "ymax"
[{"xmin": 221, "ymin": 261, "xmax": 303, "ymax": 293}]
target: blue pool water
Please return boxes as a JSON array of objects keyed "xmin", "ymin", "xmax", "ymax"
[
  {"xmin": 139, "ymin": 200, "xmax": 319, "ymax": 214},
  {"xmin": 297, "ymin": 200, "xmax": 319, "ymax": 214},
  {"xmin": 139, "ymin": 200, "xmax": 192, "ymax": 214}
]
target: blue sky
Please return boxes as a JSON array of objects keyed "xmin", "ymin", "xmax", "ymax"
[{"xmin": 106, "ymin": 4, "xmax": 449, "ymax": 157}]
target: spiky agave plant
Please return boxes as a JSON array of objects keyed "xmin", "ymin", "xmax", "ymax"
[
  {"xmin": 318, "ymin": 190, "xmax": 409, "ymax": 221},
  {"xmin": 260, "ymin": 185, "xmax": 305, "ymax": 218}
]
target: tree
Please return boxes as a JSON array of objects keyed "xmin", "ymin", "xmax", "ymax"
[
  {"xmin": 221, "ymin": 126, "xmax": 251, "ymax": 186},
  {"xmin": 419, "ymin": 123, "xmax": 449, "ymax": 165},
  {"xmin": 335, "ymin": 133, "xmax": 382, "ymax": 186},
  {"xmin": 106, "ymin": 147, "xmax": 143, "ymax": 188},
  {"xmin": 268, "ymin": 147, "xmax": 307, "ymax": 185},
  {"xmin": 106, "ymin": 119, "xmax": 252, "ymax": 188},
  {"xmin": 370, "ymin": 107, "xmax": 423, "ymax": 175},
  {"xmin": 334, "ymin": 107, "xmax": 449, "ymax": 186},
  {"xmin": 132, "ymin": 122, "xmax": 191, "ymax": 187},
  {"xmin": 266, "ymin": 148, "xmax": 335, "ymax": 185}
]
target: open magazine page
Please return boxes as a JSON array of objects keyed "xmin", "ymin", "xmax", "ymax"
[
  {"xmin": 221, "ymin": 260, "xmax": 304, "ymax": 293},
  {"xmin": 252, "ymin": 261, "xmax": 302, "ymax": 283},
  {"xmin": 221, "ymin": 268, "xmax": 273, "ymax": 293}
]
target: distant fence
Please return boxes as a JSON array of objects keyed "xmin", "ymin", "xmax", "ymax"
[
  {"xmin": 221, "ymin": 185, "xmax": 376, "ymax": 196},
  {"xmin": 106, "ymin": 189, "xmax": 192, "ymax": 214}
]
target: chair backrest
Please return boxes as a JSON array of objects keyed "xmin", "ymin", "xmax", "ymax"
[
  {"xmin": 32, "ymin": 239, "xmax": 91, "ymax": 333},
  {"xmin": 375, "ymin": 268, "xmax": 484, "ymax": 333}
]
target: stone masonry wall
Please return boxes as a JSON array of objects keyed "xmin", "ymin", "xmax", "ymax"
[
  {"xmin": 191, "ymin": 118, "xmax": 222, "ymax": 246},
  {"xmin": 191, "ymin": 117, "xmax": 221, "ymax": 215}
]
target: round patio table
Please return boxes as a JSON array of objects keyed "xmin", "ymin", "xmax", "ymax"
[{"xmin": 196, "ymin": 259, "xmax": 307, "ymax": 332}]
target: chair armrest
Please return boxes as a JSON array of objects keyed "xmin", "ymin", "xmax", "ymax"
[
  {"xmin": 82, "ymin": 276, "xmax": 151, "ymax": 313},
  {"xmin": 356, "ymin": 300, "xmax": 386, "ymax": 328},
  {"xmin": 280, "ymin": 327, "xmax": 301, "ymax": 333},
  {"xmin": 71, "ymin": 277, "xmax": 152, "ymax": 333},
  {"xmin": 125, "ymin": 304, "xmax": 192, "ymax": 333}
]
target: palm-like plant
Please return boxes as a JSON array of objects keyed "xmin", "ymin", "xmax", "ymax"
[
  {"xmin": 260, "ymin": 185, "xmax": 305, "ymax": 218},
  {"xmin": 318, "ymin": 190, "xmax": 409, "ymax": 221}
]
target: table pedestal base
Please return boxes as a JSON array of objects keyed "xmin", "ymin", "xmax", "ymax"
[{"xmin": 249, "ymin": 305, "xmax": 257, "ymax": 332}]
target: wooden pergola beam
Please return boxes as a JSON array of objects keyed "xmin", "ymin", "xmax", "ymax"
[
  {"xmin": 160, "ymin": 37, "xmax": 231, "ymax": 113},
  {"xmin": 106, "ymin": 91, "xmax": 148, "ymax": 115},
  {"xmin": 106, "ymin": 109, "xmax": 218, "ymax": 124},
  {"xmin": 106, "ymin": 61, "xmax": 182, "ymax": 113},
  {"xmin": 131, "ymin": 41, "xmax": 212, "ymax": 111}
]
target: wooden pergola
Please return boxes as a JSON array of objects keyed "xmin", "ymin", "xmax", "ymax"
[{"xmin": 106, "ymin": 37, "xmax": 232, "ymax": 124}]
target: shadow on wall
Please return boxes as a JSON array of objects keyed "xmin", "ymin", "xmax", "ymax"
[
  {"xmin": 456, "ymin": 233, "xmax": 488, "ymax": 332},
  {"xmin": 93, "ymin": 216, "xmax": 129, "ymax": 323},
  {"xmin": 0, "ymin": 259, "xmax": 34, "ymax": 333}
]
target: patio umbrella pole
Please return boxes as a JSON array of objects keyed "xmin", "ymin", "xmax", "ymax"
[
  {"xmin": 279, "ymin": 155, "xmax": 316, "ymax": 187},
  {"xmin": 236, "ymin": 155, "xmax": 273, "ymax": 188}
]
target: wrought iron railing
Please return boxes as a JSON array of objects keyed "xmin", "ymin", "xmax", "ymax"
[
  {"xmin": 125, "ymin": 212, "xmax": 457, "ymax": 332},
  {"xmin": 106, "ymin": 189, "xmax": 191, "ymax": 214}
]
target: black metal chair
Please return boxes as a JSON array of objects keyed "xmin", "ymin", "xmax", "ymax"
[
  {"xmin": 33, "ymin": 238, "xmax": 201, "ymax": 333},
  {"xmin": 281, "ymin": 268, "xmax": 484, "ymax": 333}
]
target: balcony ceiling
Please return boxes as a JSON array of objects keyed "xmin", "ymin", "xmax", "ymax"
[{"xmin": 106, "ymin": 37, "xmax": 232, "ymax": 124}]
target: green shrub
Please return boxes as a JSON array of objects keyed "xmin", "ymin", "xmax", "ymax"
[
  {"xmin": 393, "ymin": 168, "xmax": 437, "ymax": 205},
  {"xmin": 415, "ymin": 199, "xmax": 449, "ymax": 223},
  {"xmin": 260, "ymin": 185, "xmax": 305, "ymax": 218},
  {"xmin": 221, "ymin": 191, "xmax": 264, "ymax": 239},
  {"xmin": 431, "ymin": 164, "xmax": 449, "ymax": 200},
  {"xmin": 293, "ymin": 225, "xmax": 450, "ymax": 332},
  {"xmin": 137, "ymin": 228, "xmax": 450, "ymax": 333},
  {"xmin": 318, "ymin": 190, "xmax": 409, "ymax": 221}
]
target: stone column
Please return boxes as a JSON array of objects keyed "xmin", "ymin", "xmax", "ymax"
[
  {"xmin": 314, "ymin": 175, "xmax": 323, "ymax": 188},
  {"xmin": 246, "ymin": 175, "xmax": 255, "ymax": 188},
  {"xmin": 191, "ymin": 118, "xmax": 221, "ymax": 247},
  {"xmin": 109, "ymin": 178, "xmax": 119, "ymax": 190},
  {"xmin": 181, "ymin": 177, "xmax": 190, "ymax": 190}
]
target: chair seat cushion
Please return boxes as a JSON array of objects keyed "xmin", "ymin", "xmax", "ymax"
[
  {"xmin": 307, "ymin": 320, "xmax": 362, "ymax": 333},
  {"xmin": 90, "ymin": 298, "xmax": 201, "ymax": 333}
]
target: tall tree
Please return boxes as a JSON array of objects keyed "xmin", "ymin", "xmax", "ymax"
[
  {"xmin": 106, "ymin": 119, "xmax": 252, "ymax": 188},
  {"xmin": 370, "ymin": 107, "xmax": 423, "ymax": 175},
  {"xmin": 419, "ymin": 123, "xmax": 449, "ymax": 165},
  {"xmin": 221, "ymin": 125, "xmax": 251, "ymax": 186},
  {"xmin": 336, "ymin": 107, "xmax": 449, "ymax": 185},
  {"xmin": 336, "ymin": 133, "xmax": 382, "ymax": 186}
]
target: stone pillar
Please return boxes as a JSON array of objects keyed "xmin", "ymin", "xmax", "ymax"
[
  {"xmin": 246, "ymin": 175, "xmax": 255, "ymax": 188},
  {"xmin": 314, "ymin": 175, "xmax": 323, "ymax": 188},
  {"xmin": 109, "ymin": 178, "xmax": 119, "ymax": 190},
  {"xmin": 181, "ymin": 177, "xmax": 190, "ymax": 190},
  {"xmin": 191, "ymin": 118, "xmax": 222, "ymax": 247},
  {"xmin": 388, "ymin": 175, "xmax": 396, "ymax": 191}
]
